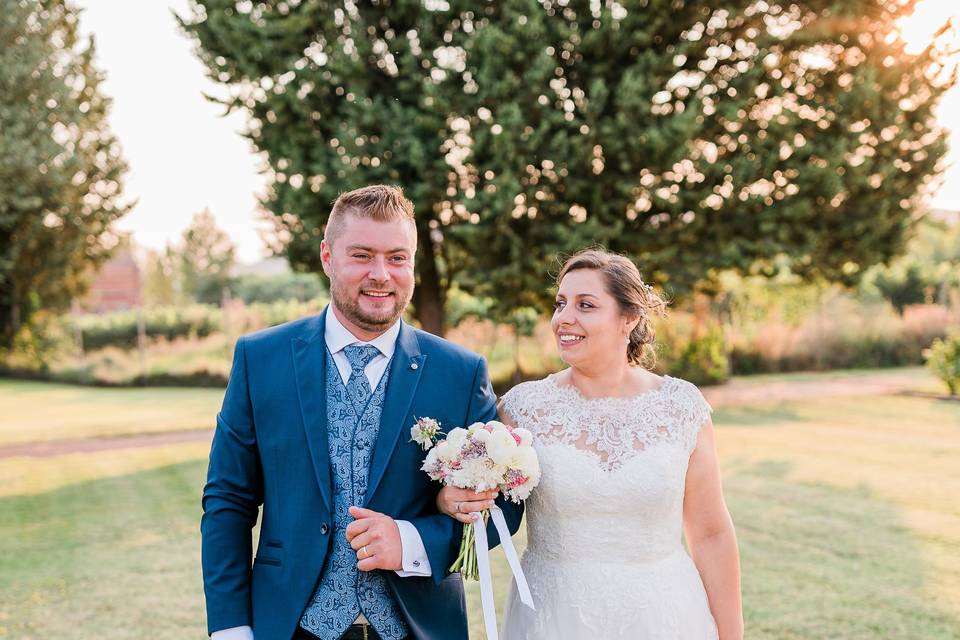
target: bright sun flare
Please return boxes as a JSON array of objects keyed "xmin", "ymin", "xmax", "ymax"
[{"xmin": 897, "ymin": 0, "xmax": 960, "ymax": 55}]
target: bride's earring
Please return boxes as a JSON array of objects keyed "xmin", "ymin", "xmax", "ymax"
[{"xmin": 624, "ymin": 335, "xmax": 630, "ymax": 344}]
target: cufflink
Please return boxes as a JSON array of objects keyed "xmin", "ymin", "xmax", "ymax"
[{"xmin": 412, "ymin": 560, "xmax": 420, "ymax": 567}]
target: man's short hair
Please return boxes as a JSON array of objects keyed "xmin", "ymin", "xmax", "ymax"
[{"xmin": 324, "ymin": 185, "xmax": 416, "ymax": 245}]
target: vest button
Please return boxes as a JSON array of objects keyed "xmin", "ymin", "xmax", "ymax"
[{"xmin": 320, "ymin": 524, "xmax": 329, "ymax": 535}]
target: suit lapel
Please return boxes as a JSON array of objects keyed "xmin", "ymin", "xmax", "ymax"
[
  {"xmin": 366, "ymin": 322, "xmax": 424, "ymax": 504},
  {"xmin": 291, "ymin": 310, "xmax": 333, "ymax": 513}
]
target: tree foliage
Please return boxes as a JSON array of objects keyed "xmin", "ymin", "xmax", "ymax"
[
  {"xmin": 864, "ymin": 215, "xmax": 960, "ymax": 311},
  {"xmin": 0, "ymin": 0, "xmax": 130, "ymax": 347},
  {"xmin": 174, "ymin": 208, "xmax": 237, "ymax": 304},
  {"xmin": 181, "ymin": 0, "xmax": 953, "ymax": 331},
  {"xmin": 142, "ymin": 247, "xmax": 180, "ymax": 307}
]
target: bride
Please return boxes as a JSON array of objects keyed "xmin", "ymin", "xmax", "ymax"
[{"xmin": 438, "ymin": 249, "xmax": 743, "ymax": 639}]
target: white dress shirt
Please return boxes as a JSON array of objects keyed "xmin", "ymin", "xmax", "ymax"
[{"xmin": 210, "ymin": 308, "xmax": 432, "ymax": 640}]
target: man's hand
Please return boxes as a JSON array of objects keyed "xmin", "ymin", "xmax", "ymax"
[{"xmin": 346, "ymin": 506, "xmax": 403, "ymax": 571}]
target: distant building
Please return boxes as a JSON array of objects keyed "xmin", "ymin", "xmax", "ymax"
[{"xmin": 80, "ymin": 248, "xmax": 142, "ymax": 312}]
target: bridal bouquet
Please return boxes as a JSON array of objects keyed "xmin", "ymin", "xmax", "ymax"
[{"xmin": 412, "ymin": 418, "xmax": 541, "ymax": 579}]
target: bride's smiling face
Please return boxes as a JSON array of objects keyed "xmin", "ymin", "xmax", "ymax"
[{"xmin": 552, "ymin": 269, "xmax": 632, "ymax": 368}]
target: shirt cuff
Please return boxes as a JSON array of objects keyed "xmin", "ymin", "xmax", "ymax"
[
  {"xmin": 395, "ymin": 519, "xmax": 432, "ymax": 577},
  {"xmin": 211, "ymin": 626, "xmax": 254, "ymax": 640}
]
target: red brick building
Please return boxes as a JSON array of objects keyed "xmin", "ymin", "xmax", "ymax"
[{"xmin": 80, "ymin": 248, "xmax": 142, "ymax": 312}]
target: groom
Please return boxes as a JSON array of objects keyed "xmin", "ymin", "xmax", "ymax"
[{"xmin": 202, "ymin": 185, "xmax": 523, "ymax": 640}]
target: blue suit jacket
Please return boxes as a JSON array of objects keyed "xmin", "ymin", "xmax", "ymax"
[{"xmin": 201, "ymin": 309, "xmax": 524, "ymax": 640}]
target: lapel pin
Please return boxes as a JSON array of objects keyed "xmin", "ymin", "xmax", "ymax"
[{"xmin": 410, "ymin": 362, "xmax": 419, "ymax": 370}]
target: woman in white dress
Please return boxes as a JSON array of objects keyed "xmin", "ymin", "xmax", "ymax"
[{"xmin": 438, "ymin": 249, "xmax": 742, "ymax": 639}]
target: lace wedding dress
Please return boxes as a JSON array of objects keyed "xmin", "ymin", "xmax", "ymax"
[{"xmin": 500, "ymin": 375, "xmax": 719, "ymax": 640}]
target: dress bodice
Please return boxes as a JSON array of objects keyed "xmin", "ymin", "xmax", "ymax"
[
  {"xmin": 499, "ymin": 374, "xmax": 719, "ymax": 639},
  {"xmin": 501, "ymin": 375, "xmax": 712, "ymax": 565}
]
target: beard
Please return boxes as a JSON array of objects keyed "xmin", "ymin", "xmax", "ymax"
[{"xmin": 329, "ymin": 278, "xmax": 411, "ymax": 333}]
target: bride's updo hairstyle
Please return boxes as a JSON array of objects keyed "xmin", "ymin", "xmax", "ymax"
[{"xmin": 557, "ymin": 249, "xmax": 667, "ymax": 367}]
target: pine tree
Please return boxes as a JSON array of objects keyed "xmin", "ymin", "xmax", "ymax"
[
  {"xmin": 177, "ymin": 209, "xmax": 237, "ymax": 303},
  {"xmin": 181, "ymin": 0, "xmax": 952, "ymax": 329}
]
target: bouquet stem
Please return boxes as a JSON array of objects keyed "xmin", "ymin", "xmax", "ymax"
[{"xmin": 449, "ymin": 512, "xmax": 488, "ymax": 580}]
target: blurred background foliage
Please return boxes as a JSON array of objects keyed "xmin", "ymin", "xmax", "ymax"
[{"xmin": 1, "ymin": 0, "xmax": 959, "ymax": 394}]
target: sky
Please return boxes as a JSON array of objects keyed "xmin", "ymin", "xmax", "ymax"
[
  {"xmin": 75, "ymin": 1, "xmax": 960, "ymax": 263},
  {"xmin": 76, "ymin": 0, "xmax": 270, "ymax": 263}
]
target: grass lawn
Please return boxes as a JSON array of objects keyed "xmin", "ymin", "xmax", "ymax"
[
  {"xmin": 1, "ymin": 377, "xmax": 958, "ymax": 638},
  {"xmin": 715, "ymin": 395, "xmax": 960, "ymax": 638},
  {"xmin": 0, "ymin": 379, "xmax": 221, "ymax": 446}
]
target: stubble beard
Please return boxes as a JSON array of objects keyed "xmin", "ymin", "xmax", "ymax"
[{"xmin": 330, "ymin": 278, "xmax": 411, "ymax": 334}]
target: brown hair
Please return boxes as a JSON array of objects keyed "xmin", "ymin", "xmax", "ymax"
[
  {"xmin": 557, "ymin": 248, "xmax": 667, "ymax": 366},
  {"xmin": 324, "ymin": 184, "xmax": 416, "ymax": 245}
]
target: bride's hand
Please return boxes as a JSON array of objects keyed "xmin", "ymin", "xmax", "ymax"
[{"xmin": 437, "ymin": 486, "xmax": 498, "ymax": 524}]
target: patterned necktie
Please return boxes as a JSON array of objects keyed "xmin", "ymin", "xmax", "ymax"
[{"xmin": 342, "ymin": 343, "xmax": 381, "ymax": 404}]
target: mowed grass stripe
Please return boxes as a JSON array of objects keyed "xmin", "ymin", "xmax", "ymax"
[
  {"xmin": 0, "ymin": 379, "xmax": 221, "ymax": 446},
  {"xmin": 0, "ymin": 451, "xmax": 209, "ymax": 639},
  {"xmin": 728, "ymin": 473, "xmax": 959, "ymax": 639}
]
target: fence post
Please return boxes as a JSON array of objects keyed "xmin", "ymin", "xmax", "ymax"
[
  {"xmin": 70, "ymin": 303, "xmax": 84, "ymax": 357},
  {"xmin": 137, "ymin": 306, "xmax": 147, "ymax": 383},
  {"xmin": 222, "ymin": 286, "xmax": 233, "ymax": 361}
]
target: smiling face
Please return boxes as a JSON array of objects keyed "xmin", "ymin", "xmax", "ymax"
[
  {"xmin": 320, "ymin": 212, "xmax": 417, "ymax": 340},
  {"xmin": 551, "ymin": 269, "xmax": 637, "ymax": 369}
]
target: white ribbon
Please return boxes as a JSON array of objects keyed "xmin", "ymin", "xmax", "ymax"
[{"xmin": 470, "ymin": 504, "xmax": 535, "ymax": 640}]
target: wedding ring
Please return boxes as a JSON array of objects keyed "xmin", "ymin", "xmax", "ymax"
[{"xmin": 362, "ymin": 546, "xmax": 369, "ymax": 559}]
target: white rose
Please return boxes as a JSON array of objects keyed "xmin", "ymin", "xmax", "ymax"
[
  {"xmin": 486, "ymin": 419, "xmax": 508, "ymax": 432},
  {"xmin": 446, "ymin": 427, "xmax": 468, "ymax": 451},
  {"xmin": 472, "ymin": 428, "xmax": 492, "ymax": 443},
  {"xmin": 486, "ymin": 440, "xmax": 515, "ymax": 467},
  {"xmin": 421, "ymin": 447, "xmax": 439, "ymax": 470},
  {"xmin": 433, "ymin": 439, "xmax": 455, "ymax": 462},
  {"xmin": 512, "ymin": 448, "xmax": 540, "ymax": 477},
  {"xmin": 490, "ymin": 429, "xmax": 516, "ymax": 450},
  {"xmin": 514, "ymin": 427, "xmax": 534, "ymax": 447}
]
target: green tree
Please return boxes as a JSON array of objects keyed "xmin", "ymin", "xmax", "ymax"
[
  {"xmin": 863, "ymin": 215, "xmax": 960, "ymax": 312},
  {"xmin": 181, "ymin": 0, "xmax": 952, "ymax": 332},
  {"xmin": 0, "ymin": 0, "xmax": 130, "ymax": 347},
  {"xmin": 176, "ymin": 208, "xmax": 236, "ymax": 303},
  {"xmin": 142, "ymin": 247, "xmax": 180, "ymax": 307},
  {"xmin": 454, "ymin": 0, "xmax": 955, "ymax": 318},
  {"xmin": 180, "ymin": 0, "xmax": 486, "ymax": 334}
]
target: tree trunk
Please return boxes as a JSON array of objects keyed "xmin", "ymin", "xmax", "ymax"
[
  {"xmin": 413, "ymin": 232, "xmax": 446, "ymax": 337},
  {"xmin": 512, "ymin": 329, "xmax": 523, "ymax": 385}
]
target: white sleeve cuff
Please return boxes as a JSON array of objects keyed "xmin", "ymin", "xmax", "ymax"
[
  {"xmin": 211, "ymin": 626, "xmax": 254, "ymax": 640},
  {"xmin": 394, "ymin": 519, "xmax": 432, "ymax": 577}
]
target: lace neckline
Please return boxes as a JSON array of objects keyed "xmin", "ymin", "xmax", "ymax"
[
  {"xmin": 503, "ymin": 374, "xmax": 712, "ymax": 471},
  {"xmin": 545, "ymin": 373, "xmax": 676, "ymax": 404}
]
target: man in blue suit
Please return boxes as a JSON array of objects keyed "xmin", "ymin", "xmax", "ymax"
[{"xmin": 202, "ymin": 185, "xmax": 523, "ymax": 640}]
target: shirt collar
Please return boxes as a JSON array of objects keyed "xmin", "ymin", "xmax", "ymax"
[{"xmin": 324, "ymin": 304, "xmax": 400, "ymax": 358}]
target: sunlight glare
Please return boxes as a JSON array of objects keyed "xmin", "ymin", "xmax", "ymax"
[{"xmin": 897, "ymin": 0, "xmax": 959, "ymax": 55}]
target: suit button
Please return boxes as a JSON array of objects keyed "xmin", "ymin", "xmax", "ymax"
[{"xmin": 320, "ymin": 524, "xmax": 329, "ymax": 535}]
